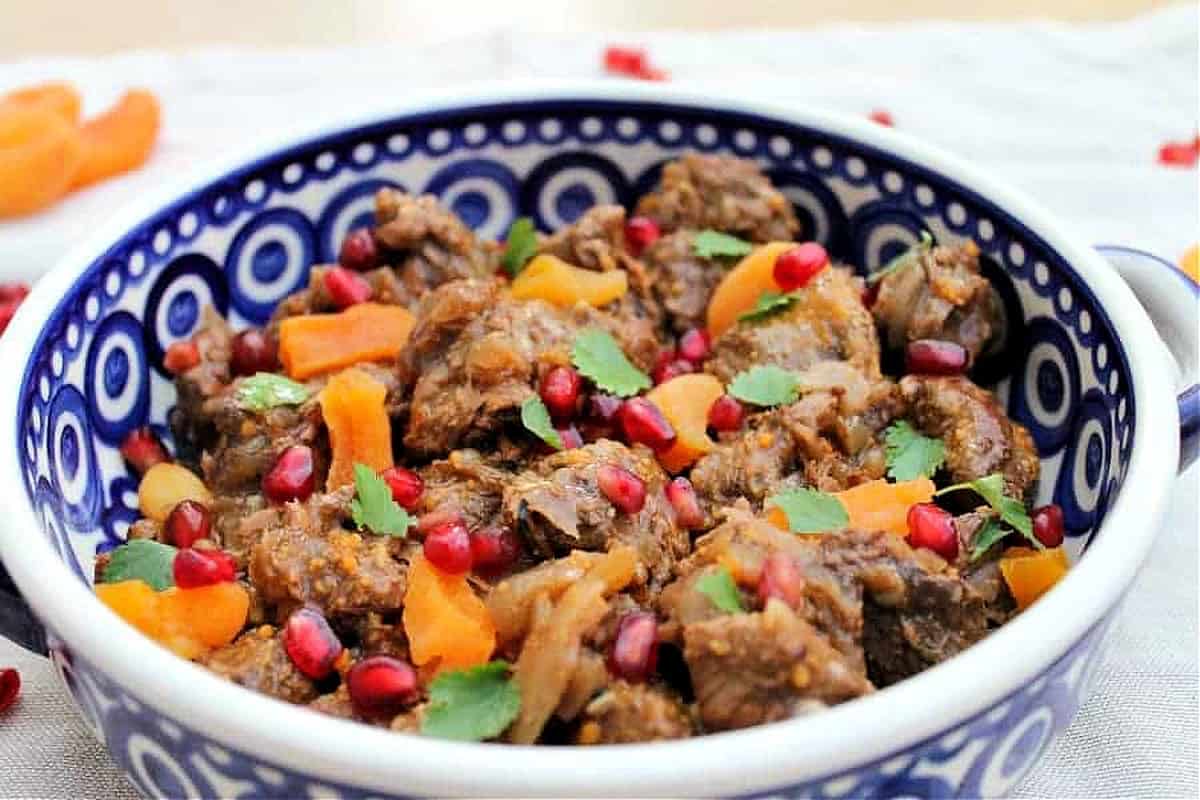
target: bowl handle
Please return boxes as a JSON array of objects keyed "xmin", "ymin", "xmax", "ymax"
[
  {"xmin": 1095, "ymin": 245, "xmax": 1199, "ymax": 472},
  {"xmin": 0, "ymin": 561, "xmax": 46, "ymax": 655}
]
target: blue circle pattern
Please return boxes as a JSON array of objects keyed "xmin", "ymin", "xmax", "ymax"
[{"xmin": 15, "ymin": 100, "xmax": 1137, "ymax": 798}]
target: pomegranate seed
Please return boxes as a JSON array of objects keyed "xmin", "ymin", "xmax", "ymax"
[
  {"xmin": 757, "ymin": 552, "xmax": 805, "ymax": 610},
  {"xmin": 652, "ymin": 357, "xmax": 695, "ymax": 385},
  {"xmin": 381, "ymin": 467, "xmax": 423, "ymax": 511},
  {"xmin": 906, "ymin": 503, "xmax": 958, "ymax": 561},
  {"xmin": 773, "ymin": 242, "xmax": 829, "ymax": 291},
  {"xmin": 652, "ymin": 348, "xmax": 676, "ymax": 375},
  {"xmin": 338, "ymin": 227, "xmax": 379, "ymax": 271},
  {"xmin": 617, "ymin": 397, "xmax": 676, "ymax": 452},
  {"xmin": 579, "ymin": 393, "xmax": 624, "ymax": 441},
  {"xmin": 1032, "ymin": 504, "xmax": 1065, "ymax": 548},
  {"xmin": 707, "ymin": 395, "xmax": 745, "ymax": 432},
  {"xmin": 624, "ymin": 216, "xmax": 661, "ymax": 256},
  {"xmin": 262, "ymin": 445, "xmax": 315, "ymax": 503},
  {"xmin": 665, "ymin": 477, "xmax": 705, "ymax": 529},
  {"xmin": 163, "ymin": 340, "xmax": 200, "ymax": 375},
  {"xmin": 637, "ymin": 67, "xmax": 669, "ymax": 82},
  {"xmin": 1158, "ymin": 141, "xmax": 1198, "ymax": 168},
  {"xmin": 172, "ymin": 547, "xmax": 236, "ymax": 588},
  {"xmin": 557, "ymin": 425, "xmax": 583, "ymax": 450},
  {"xmin": 905, "ymin": 339, "xmax": 968, "ymax": 376},
  {"xmin": 677, "ymin": 328, "xmax": 710, "ymax": 363},
  {"xmin": 417, "ymin": 508, "xmax": 465, "ymax": 537},
  {"xmin": 0, "ymin": 667, "xmax": 19, "ymax": 714},
  {"xmin": 861, "ymin": 282, "xmax": 880, "ymax": 308},
  {"xmin": 423, "ymin": 519, "xmax": 473, "ymax": 573},
  {"xmin": 119, "ymin": 427, "xmax": 169, "ymax": 475},
  {"xmin": 230, "ymin": 329, "xmax": 277, "ymax": 376},
  {"xmin": 868, "ymin": 109, "xmax": 895, "ymax": 127},
  {"xmin": 0, "ymin": 283, "xmax": 30, "ymax": 304},
  {"xmin": 470, "ymin": 526, "xmax": 522, "ymax": 577},
  {"xmin": 597, "ymin": 463, "xmax": 647, "ymax": 514},
  {"xmin": 0, "ymin": 303, "xmax": 19, "ymax": 337},
  {"xmin": 283, "ymin": 607, "xmax": 343, "ymax": 679},
  {"xmin": 603, "ymin": 46, "xmax": 648, "ymax": 76},
  {"xmin": 323, "ymin": 266, "xmax": 373, "ymax": 309},
  {"xmin": 347, "ymin": 655, "xmax": 419, "ymax": 718},
  {"xmin": 164, "ymin": 499, "xmax": 212, "ymax": 548},
  {"xmin": 608, "ymin": 611, "xmax": 659, "ymax": 683},
  {"xmin": 539, "ymin": 366, "xmax": 583, "ymax": 421}
]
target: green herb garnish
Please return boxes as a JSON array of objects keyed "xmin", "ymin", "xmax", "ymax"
[
  {"xmin": 693, "ymin": 230, "xmax": 754, "ymax": 259},
  {"xmin": 571, "ymin": 328, "xmax": 651, "ymax": 397},
  {"xmin": 968, "ymin": 516, "xmax": 1009, "ymax": 561},
  {"xmin": 350, "ymin": 463, "xmax": 410, "ymax": 537},
  {"xmin": 421, "ymin": 661, "xmax": 522, "ymax": 742},
  {"xmin": 767, "ymin": 488, "xmax": 850, "ymax": 534},
  {"xmin": 501, "ymin": 217, "xmax": 538, "ymax": 277},
  {"xmin": 883, "ymin": 420, "xmax": 946, "ymax": 481},
  {"xmin": 727, "ymin": 364, "xmax": 801, "ymax": 407},
  {"xmin": 866, "ymin": 230, "xmax": 934, "ymax": 285},
  {"xmin": 101, "ymin": 539, "xmax": 177, "ymax": 590},
  {"xmin": 520, "ymin": 396, "xmax": 563, "ymax": 450},
  {"xmin": 738, "ymin": 290, "xmax": 799, "ymax": 323},
  {"xmin": 236, "ymin": 373, "xmax": 310, "ymax": 412},
  {"xmin": 936, "ymin": 473, "xmax": 1038, "ymax": 555},
  {"xmin": 696, "ymin": 567, "xmax": 745, "ymax": 614}
]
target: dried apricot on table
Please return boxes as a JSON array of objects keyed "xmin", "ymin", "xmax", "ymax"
[
  {"xmin": 72, "ymin": 89, "xmax": 161, "ymax": 190},
  {"xmin": 1, "ymin": 81, "xmax": 82, "ymax": 124},
  {"xmin": 0, "ymin": 104, "xmax": 84, "ymax": 217}
]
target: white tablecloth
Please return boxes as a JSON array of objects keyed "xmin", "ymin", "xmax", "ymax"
[{"xmin": 1, "ymin": 7, "xmax": 1197, "ymax": 798}]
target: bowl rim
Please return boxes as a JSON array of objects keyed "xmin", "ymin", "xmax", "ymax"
[{"xmin": 0, "ymin": 80, "xmax": 1180, "ymax": 798}]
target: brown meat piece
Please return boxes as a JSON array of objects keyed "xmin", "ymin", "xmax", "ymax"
[
  {"xmin": 267, "ymin": 265, "xmax": 411, "ymax": 335},
  {"xmin": 575, "ymin": 681, "xmax": 694, "ymax": 743},
  {"xmin": 641, "ymin": 230, "xmax": 729, "ymax": 334},
  {"xmin": 707, "ymin": 266, "xmax": 881, "ymax": 384},
  {"xmin": 202, "ymin": 627, "xmax": 317, "ymax": 704},
  {"xmin": 872, "ymin": 241, "xmax": 1002, "ymax": 363},
  {"xmin": 169, "ymin": 307, "xmax": 234, "ymax": 461},
  {"xmin": 417, "ymin": 449, "xmax": 514, "ymax": 530},
  {"xmin": 900, "ymin": 375, "xmax": 1039, "ymax": 501},
  {"xmin": 502, "ymin": 439, "xmax": 687, "ymax": 592},
  {"xmin": 684, "ymin": 600, "xmax": 873, "ymax": 731},
  {"xmin": 635, "ymin": 154, "xmax": 799, "ymax": 243}
]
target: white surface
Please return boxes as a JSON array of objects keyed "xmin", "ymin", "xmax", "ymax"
[{"xmin": 1, "ymin": 7, "xmax": 1197, "ymax": 799}]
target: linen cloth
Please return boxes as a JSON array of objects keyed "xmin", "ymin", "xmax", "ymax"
[{"xmin": 1, "ymin": 6, "xmax": 1197, "ymax": 798}]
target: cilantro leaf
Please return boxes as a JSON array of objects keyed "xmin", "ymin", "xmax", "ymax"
[
  {"xmin": 101, "ymin": 539, "xmax": 177, "ymax": 590},
  {"xmin": 727, "ymin": 364, "xmax": 801, "ymax": 407},
  {"xmin": 738, "ymin": 290, "xmax": 799, "ymax": 323},
  {"xmin": 520, "ymin": 396, "xmax": 563, "ymax": 450},
  {"xmin": 421, "ymin": 661, "xmax": 521, "ymax": 741},
  {"xmin": 501, "ymin": 217, "xmax": 538, "ymax": 277},
  {"xmin": 236, "ymin": 372, "xmax": 310, "ymax": 412},
  {"xmin": 696, "ymin": 567, "xmax": 745, "ymax": 613},
  {"xmin": 767, "ymin": 488, "xmax": 850, "ymax": 534},
  {"xmin": 866, "ymin": 230, "xmax": 934, "ymax": 285},
  {"xmin": 884, "ymin": 420, "xmax": 946, "ymax": 481},
  {"xmin": 693, "ymin": 230, "xmax": 754, "ymax": 259},
  {"xmin": 350, "ymin": 463, "xmax": 410, "ymax": 537},
  {"xmin": 936, "ymin": 473, "xmax": 1037, "ymax": 547},
  {"xmin": 571, "ymin": 328, "xmax": 651, "ymax": 397},
  {"xmin": 969, "ymin": 516, "xmax": 1009, "ymax": 561}
]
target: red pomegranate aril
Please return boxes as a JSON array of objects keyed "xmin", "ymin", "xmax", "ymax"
[
  {"xmin": 905, "ymin": 339, "xmax": 968, "ymax": 376},
  {"xmin": 1158, "ymin": 141, "xmax": 1198, "ymax": 168},
  {"xmin": 758, "ymin": 552, "xmax": 805, "ymax": 610},
  {"xmin": 0, "ymin": 667, "xmax": 19, "ymax": 714},
  {"xmin": 597, "ymin": 463, "xmax": 647, "ymax": 515},
  {"xmin": 262, "ymin": 445, "xmax": 315, "ymax": 503},
  {"xmin": 604, "ymin": 46, "xmax": 648, "ymax": 76},
  {"xmin": 0, "ymin": 283, "xmax": 30, "ymax": 304},
  {"xmin": 617, "ymin": 397, "xmax": 676, "ymax": 452},
  {"xmin": 906, "ymin": 503, "xmax": 959, "ymax": 561},
  {"xmin": 773, "ymin": 242, "xmax": 829, "ymax": 291},
  {"xmin": 470, "ymin": 525, "xmax": 522, "ymax": 577},
  {"xmin": 163, "ymin": 340, "xmax": 200, "ymax": 375},
  {"xmin": 381, "ymin": 466, "xmax": 423, "ymax": 512},
  {"xmin": 164, "ymin": 499, "xmax": 212, "ymax": 549},
  {"xmin": 608, "ymin": 611, "xmax": 659, "ymax": 683},
  {"xmin": 172, "ymin": 547, "xmax": 237, "ymax": 588},
  {"xmin": 119, "ymin": 427, "xmax": 169, "ymax": 475},
  {"xmin": 652, "ymin": 357, "xmax": 695, "ymax": 385},
  {"xmin": 423, "ymin": 519, "xmax": 473, "ymax": 574},
  {"xmin": 1032, "ymin": 504, "xmax": 1065, "ymax": 548},
  {"xmin": 707, "ymin": 394, "xmax": 745, "ymax": 433},
  {"xmin": 665, "ymin": 476, "xmax": 705, "ymax": 530},
  {"xmin": 338, "ymin": 227, "xmax": 379, "ymax": 271},
  {"xmin": 230, "ymin": 329, "xmax": 277, "ymax": 376},
  {"xmin": 539, "ymin": 366, "xmax": 583, "ymax": 421},
  {"xmin": 624, "ymin": 215, "xmax": 661, "ymax": 256},
  {"xmin": 677, "ymin": 328, "xmax": 710, "ymax": 364},
  {"xmin": 557, "ymin": 425, "xmax": 583, "ymax": 450},
  {"xmin": 283, "ymin": 607, "xmax": 343, "ymax": 679},
  {"xmin": 346, "ymin": 656, "xmax": 419, "ymax": 718},
  {"xmin": 324, "ymin": 266, "xmax": 373, "ymax": 309},
  {"xmin": 861, "ymin": 282, "xmax": 880, "ymax": 308},
  {"xmin": 580, "ymin": 393, "xmax": 624, "ymax": 441},
  {"xmin": 868, "ymin": 109, "xmax": 895, "ymax": 127}
]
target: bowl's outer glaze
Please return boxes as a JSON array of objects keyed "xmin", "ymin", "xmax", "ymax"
[{"xmin": 0, "ymin": 86, "xmax": 1180, "ymax": 799}]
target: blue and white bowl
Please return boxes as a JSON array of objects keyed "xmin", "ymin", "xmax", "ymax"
[{"xmin": 0, "ymin": 83, "xmax": 1195, "ymax": 799}]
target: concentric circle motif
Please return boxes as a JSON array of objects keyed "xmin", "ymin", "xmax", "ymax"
[
  {"xmin": 766, "ymin": 167, "xmax": 852, "ymax": 262},
  {"xmin": 224, "ymin": 207, "xmax": 315, "ymax": 323},
  {"xmin": 424, "ymin": 158, "xmax": 520, "ymax": 240},
  {"xmin": 975, "ymin": 706, "xmax": 1055, "ymax": 797},
  {"xmin": 45, "ymin": 385, "xmax": 101, "ymax": 532},
  {"xmin": 143, "ymin": 253, "xmax": 229, "ymax": 371},
  {"xmin": 1008, "ymin": 317, "xmax": 1082, "ymax": 457},
  {"xmin": 315, "ymin": 178, "xmax": 405, "ymax": 262},
  {"xmin": 84, "ymin": 312, "xmax": 150, "ymax": 444},
  {"xmin": 520, "ymin": 152, "xmax": 629, "ymax": 230},
  {"xmin": 847, "ymin": 200, "xmax": 929, "ymax": 276},
  {"xmin": 970, "ymin": 253, "xmax": 1027, "ymax": 388},
  {"xmin": 102, "ymin": 475, "xmax": 140, "ymax": 545},
  {"xmin": 631, "ymin": 159, "xmax": 670, "ymax": 205},
  {"xmin": 1054, "ymin": 388, "xmax": 1114, "ymax": 540}
]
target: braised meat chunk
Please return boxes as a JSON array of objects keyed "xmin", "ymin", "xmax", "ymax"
[
  {"xmin": 203, "ymin": 627, "xmax": 318, "ymax": 704},
  {"xmin": 576, "ymin": 681, "xmax": 694, "ymax": 743}
]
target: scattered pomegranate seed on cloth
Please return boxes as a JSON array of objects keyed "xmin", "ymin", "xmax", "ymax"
[
  {"xmin": 0, "ymin": 282, "xmax": 30, "ymax": 336},
  {"xmin": 1157, "ymin": 136, "xmax": 1198, "ymax": 167},
  {"xmin": 603, "ymin": 46, "xmax": 668, "ymax": 81},
  {"xmin": 868, "ymin": 109, "xmax": 895, "ymax": 127},
  {"xmin": 0, "ymin": 667, "xmax": 19, "ymax": 714}
]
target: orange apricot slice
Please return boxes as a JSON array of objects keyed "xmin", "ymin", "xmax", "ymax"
[
  {"xmin": 97, "ymin": 579, "xmax": 249, "ymax": 659},
  {"xmin": 1000, "ymin": 546, "xmax": 1068, "ymax": 610},
  {"xmin": 1, "ymin": 81, "xmax": 82, "ymax": 124},
  {"xmin": 765, "ymin": 477, "xmax": 936, "ymax": 537},
  {"xmin": 0, "ymin": 104, "xmax": 84, "ymax": 218},
  {"xmin": 71, "ymin": 89, "xmax": 161, "ymax": 190},
  {"xmin": 279, "ymin": 302, "xmax": 415, "ymax": 380},
  {"xmin": 510, "ymin": 253, "xmax": 629, "ymax": 308},
  {"xmin": 705, "ymin": 241, "xmax": 796, "ymax": 339},
  {"xmin": 403, "ymin": 554, "xmax": 495, "ymax": 672},
  {"xmin": 646, "ymin": 373, "xmax": 725, "ymax": 472},
  {"xmin": 319, "ymin": 367, "xmax": 393, "ymax": 490}
]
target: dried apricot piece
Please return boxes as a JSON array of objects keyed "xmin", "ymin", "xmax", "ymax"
[
  {"xmin": 0, "ymin": 104, "xmax": 84, "ymax": 217},
  {"xmin": 1, "ymin": 81, "xmax": 82, "ymax": 124},
  {"xmin": 72, "ymin": 89, "xmax": 161, "ymax": 189}
]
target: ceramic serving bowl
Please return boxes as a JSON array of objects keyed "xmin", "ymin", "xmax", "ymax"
[{"xmin": 0, "ymin": 82, "xmax": 1196, "ymax": 799}]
